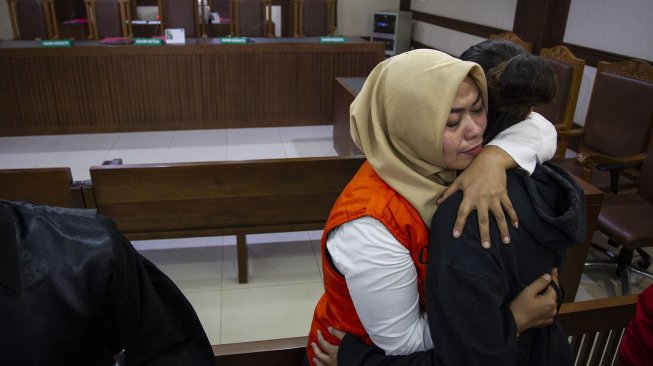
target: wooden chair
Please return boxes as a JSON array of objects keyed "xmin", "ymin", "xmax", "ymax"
[
  {"xmin": 553, "ymin": 59, "xmax": 653, "ymax": 194},
  {"xmin": 292, "ymin": 0, "xmax": 335, "ymax": 37},
  {"xmin": 0, "ymin": 167, "xmax": 85, "ymax": 208},
  {"xmin": 489, "ymin": 32, "xmax": 532, "ymax": 53},
  {"xmin": 85, "ymin": 0, "xmax": 135, "ymax": 39},
  {"xmin": 229, "ymin": 0, "xmax": 274, "ymax": 37},
  {"xmin": 535, "ymin": 45, "xmax": 585, "ymax": 160},
  {"xmin": 585, "ymin": 154, "xmax": 653, "ymax": 295},
  {"xmin": 158, "ymin": 0, "xmax": 203, "ymax": 38},
  {"xmin": 7, "ymin": 0, "xmax": 59, "ymax": 40}
]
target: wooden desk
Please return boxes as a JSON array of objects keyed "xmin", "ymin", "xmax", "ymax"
[
  {"xmin": 0, "ymin": 38, "xmax": 384, "ymax": 136},
  {"xmin": 332, "ymin": 77, "xmax": 365, "ymax": 155}
]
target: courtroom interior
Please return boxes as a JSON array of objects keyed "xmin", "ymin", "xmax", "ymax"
[{"xmin": 1, "ymin": 0, "xmax": 652, "ymax": 364}]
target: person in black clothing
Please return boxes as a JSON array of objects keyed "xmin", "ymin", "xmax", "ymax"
[
  {"xmin": 313, "ymin": 40, "xmax": 585, "ymax": 366},
  {"xmin": 0, "ymin": 200, "xmax": 215, "ymax": 366}
]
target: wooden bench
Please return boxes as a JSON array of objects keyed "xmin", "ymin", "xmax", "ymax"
[
  {"xmin": 0, "ymin": 167, "xmax": 85, "ymax": 208},
  {"xmin": 211, "ymin": 295, "xmax": 638, "ymax": 365},
  {"xmin": 82, "ymin": 156, "xmax": 365, "ymax": 283},
  {"xmin": 560, "ymin": 295, "xmax": 638, "ymax": 365}
]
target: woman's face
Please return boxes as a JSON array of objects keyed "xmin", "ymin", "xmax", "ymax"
[{"xmin": 442, "ymin": 77, "xmax": 487, "ymax": 170}]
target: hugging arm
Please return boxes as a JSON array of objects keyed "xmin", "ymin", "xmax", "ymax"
[{"xmin": 439, "ymin": 116, "xmax": 557, "ymax": 247}]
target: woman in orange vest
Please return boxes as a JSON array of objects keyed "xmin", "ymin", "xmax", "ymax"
[{"xmin": 306, "ymin": 49, "xmax": 559, "ymax": 364}]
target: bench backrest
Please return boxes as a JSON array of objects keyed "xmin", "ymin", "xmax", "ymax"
[
  {"xmin": 86, "ymin": 156, "xmax": 365, "ymax": 240},
  {"xmin": 0, "ymin": 167, "xmax": 84, "ymax": 208},
  {"xmin": 559, "ymin": 295, "xmax": 638, "ymax": 366}
]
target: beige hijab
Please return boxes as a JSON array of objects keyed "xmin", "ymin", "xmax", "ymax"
[{"xmin": 350, "ymin": 49, "xmax": 488, "ymax": 228}]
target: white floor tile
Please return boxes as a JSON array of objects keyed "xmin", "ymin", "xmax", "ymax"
[
  {"xmin": 185, "ymin": 290, "xmax": 222, "ymax": 345},
  {"xmin": 0, "ymin": 135, "xmax": 65, "ymax": 153},
  {"xmin": 112, "ymin": 131, "xmax": 174, "ymax": 149},
  {"xmin": 169, "ymin": 129, "xmax": 227, "ymax": 148},
  {"xmin": 226, "ymin": 144, "xmax": 287, "ymax": 160},
  {"xmin": 104, "ymin": 148, "xmax": 169, "ymax": 165},
  {"xmin": 220, "ymin": 283, "xmax": 323, "ymax": 344},
  {"xmin": 140, "ymin": 246, "xmax": 223, "ymax": 292},
  {"xmin": 222, "ymin": 237, "xmax": 322, "ymax": 290},
  {"xmin": 36, "ymin": 151, "xmax": 110, "ymax": 181},
  {"xmin": 165, "ymin": 130, "xmax": 227, "ymax": 162},
  {"xmin": 165, "ymin": 146, "xmax": 227, "ymax": 163},
  {"xmin": 278, "ymin": 125, "xmax": 333, "ymax": 142},
  {"xmin": 227, "ymin": 127, "xmax": 282, "ymax": 145},
  {"xmin": 52, "ymin": 133, "xmax": 120, "ymax": 152},
  {"xmin": 225, "ymin": 128, "xmax": 286, "ymax": 160},
  {"xmin": 282, "ymin": 139, "xmax": 339, "ymax": 158},
  {"xmin": 0, "ymin": 152, "xmax": 47, "ymax": 169}
]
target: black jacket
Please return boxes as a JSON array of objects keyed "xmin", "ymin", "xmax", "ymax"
[
  {"xmin": 338, "ymin": 163, "xmax": 585, "ymax": 366},
  {"xmin": 0, "ymin": 201, "xmax": 214, "ymax": 366}
]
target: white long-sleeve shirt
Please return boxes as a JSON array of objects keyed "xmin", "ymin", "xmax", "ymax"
[{"xmin": 327, "ymin": 113, "xmax": 557, "ymax": 355}]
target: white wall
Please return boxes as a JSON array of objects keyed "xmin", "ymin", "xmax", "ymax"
[
  {"xmin": 565, "ymin": 0, "xmax": 653, "ymax": 61},
  {"xmin": 0, "ymin": 1, "xmax": 13, "ymax": 40},
  {"xmin": 337, "ymin": 0, "xmax": 399, "ymax": 37},
  {"xmin": 411, "ymin": 0, "xmax": 516, "ymax": 30},
  {"xmin": 412, "ymin": 22, "xmax": 485, "ymax": 57},
  {"xmin": 411, "ymin": 0, "xmax": 517, "ymax": 56},
  {"xmin": 564, "ymin": 0, "xmax": 653, "ymax": 125}
]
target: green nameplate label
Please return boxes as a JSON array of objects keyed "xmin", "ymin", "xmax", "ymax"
[
  {"xmin": 220, "ymin": 37, "xmax": 248, "ymax": 45},
  {"xmin": 133, "ymin": 38, "xmax": 164, "ymax": 46},
  {"xmin": 319, "ymin": 36, "xmax": 345, "ymax": 44},
  {"xmin": 40, "ymin": 39, "xmax": 73, "ymax": 47}
]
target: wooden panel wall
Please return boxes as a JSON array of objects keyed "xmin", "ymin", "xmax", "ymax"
[{"xmin": 0, "ymin": 38, "xmax": 384, "ymax": 136}]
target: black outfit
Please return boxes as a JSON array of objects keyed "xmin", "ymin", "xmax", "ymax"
[
  {"xmin": 338, "ymin": 163, "xmax": 586, "ymax": 366},
  {"xmin": 0, "ymin": 201, "xmax": 214, "ymax": 366}
]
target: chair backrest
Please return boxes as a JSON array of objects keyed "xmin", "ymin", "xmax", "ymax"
[
  {"xmin": 230, "ymin": 0, "xmax": 267, "ymax": 37},
  {"xmin": 87, "ymin": 0, "xmax": 123, "ymax": 38},
  {"xmin": 160, "ymin": 0, "xmax": 200, "ymax": 38},
  {"xmin": 209, "ymin": 0, "xmax": 229, "ymax": 17},
  {"xmin": 11, "ymin": 0, "xmax": 56, "ymax": 39},
  {"xmin": 582, "ymin": 59, "xmax": 653, "ymax": 158},
  {"xmin": 489, "ymin": 32, "xmax": 532, "ymax": 53},
  {"xmin": 55, "ymin": 0, "xmax": 85, "ymax": 21},
  {"xmin": 536, "ymin": 45, "xmax": 585, "ymax": 128},
  {"xmin": 302, "ymin": 0, "xmax": 326, "ymax": 36},
  {"xmin": 0, "ymin": 167, "xmax": 84, "ymax": 208}
]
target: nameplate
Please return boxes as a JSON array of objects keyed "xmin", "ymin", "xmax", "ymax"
[
  {"xmin": 319, "ymin": 36, "xmax": 345, "ymax": 44},
  {"xmin": 133, "ymin": 38, "xmax": 164, "ymax": 46},
  {"xmin": 220, "ymin": 37, "xmax": 248, "ymax": 45},
  {"xmin": 40, "ymin": 39, "xmax": 73, "ymax": 48}
]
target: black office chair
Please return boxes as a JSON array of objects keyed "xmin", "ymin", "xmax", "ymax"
[{"xmin": 586, "ymin": 154, "xmax": 653, "ymax": 295}]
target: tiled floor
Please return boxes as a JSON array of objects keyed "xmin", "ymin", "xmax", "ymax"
[{"xmin": 1, "ymin": 126, "xmax": 652, "ymax": 346}]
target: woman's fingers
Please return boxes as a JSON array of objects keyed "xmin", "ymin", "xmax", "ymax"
[{"xmin": 328, "ymin": 326, "xmax": 346, "ymax": 340}]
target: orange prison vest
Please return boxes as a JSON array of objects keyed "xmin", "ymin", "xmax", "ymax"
[{"xmin": 306, "ymin": 161, "xmax": 430, "ymax": 364}]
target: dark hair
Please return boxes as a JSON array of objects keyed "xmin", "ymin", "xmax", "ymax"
[{"xmin": 460, "ymin": 40, "xmax": 557, "ymax": 142}]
